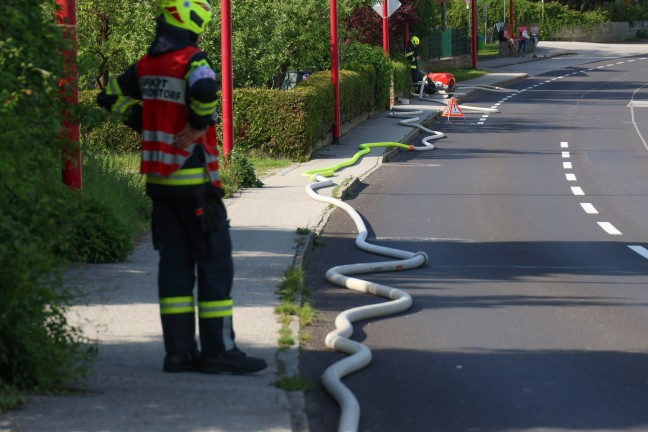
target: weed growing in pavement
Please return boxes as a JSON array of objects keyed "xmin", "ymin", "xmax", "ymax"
[
  {"xmin": 273, "ymin": 266, "xmax": 320, "ymax": 389},
  {"xmin": 296, "ymin": 227, "xmax": 310, "ymax": 235},
  {"xmin": 274, "ymin": 374, "xmax": 315, "ymax": 392}
]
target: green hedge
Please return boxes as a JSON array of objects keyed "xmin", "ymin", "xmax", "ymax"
[
  {"xmin": 231, "ymin": 67, "xmax": 383, "ymax": 159},
  {"xmin": 80, "ymin": 43, "xmax": 398, "ymax": 161},
  {"xmin": 230, "ymin": 75, "xmax": 333, "ymax": 161},
  {"xmin": 339, "ymin": 68, "xmax": 374, "ymax": 122},
  {"xmin": 392, "ymin": 60, "xmax": 412, "ymax": 98},
  {"xmin": 83, "ymin": 66, "xmax": 393, "ymax": 161}
]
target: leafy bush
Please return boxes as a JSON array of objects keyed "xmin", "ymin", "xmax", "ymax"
[
  {"xmin": 0, "ymin": 269, "xmax": 97, "ymax": 390},
  {"xmin": 602, "ymin": 2, "xmax": 648, "ymax": 23},
  {"xmin": 65, "ymin": 196, "xmax": 134, "ymax": 264},
  {"xmin": 338, "ymin": 68, "xmax": 374, "ymax": 122},
  {"xmin": 81, "ymin": 150, "xmax": 150, "ymax": 237},
  {"xmin": 541, "ymin": 2, "xmax": 608, "ymax": 39},
  {"xmin": 230, "ymin": 75, "xmax": 333, "ymax": 160},
  {"xmin": 1, "ymin": 1, "xmax": 97, "ymax": 399},
  {"xmin": 445, "ymin": 0, "xmax": 610, "ymax": 41},
  {"xmin": 341, "ymin": 42, "xmax": 393, "ymax": 110},
  {"xmin": 79, "ymin": 90, "xmax": 140, "ymax": 153},
  {"xmin": 392, "ymin": 60, "xmax": 411, "ymax": 97},
  {"xmin": 220, "ymin": 149, "xmax": 264, "ymax": 197}
]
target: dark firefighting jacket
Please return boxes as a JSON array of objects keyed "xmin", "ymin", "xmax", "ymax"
[{"xmin": 405, "ymin": 42, "xmax": 418, "ymax": 70}]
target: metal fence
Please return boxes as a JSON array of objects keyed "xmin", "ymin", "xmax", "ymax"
[{"xmin": 425, "ymin": 27, "xmax": 469, "ymax": 60}]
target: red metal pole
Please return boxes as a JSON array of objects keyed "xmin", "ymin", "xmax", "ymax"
[
  {"xmin": 56, "ymin": 0, "xmax": 82, "ymax": 191},
  {"xmin": 471, "ymin": 0, "xmax": 478, "ymax": 68},
  {"xmin": 221, "ymin": 0, "xmax": 234, "ymax": 160},
  {"xmin": 382, "ymin": 0, "xmax": 389, "ymax": 55},
  {"xmin": 382, "ymin": 0, "xmax": 391, "ymax": 109},
  {"xmin": 330, "ymin": 0, "xmax": 340, "ymax": 145}
]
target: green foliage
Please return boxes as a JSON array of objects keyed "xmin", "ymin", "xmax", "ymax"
[
  {"xmin": 445, "ymin": 0, "xmax": 609, "ymax": 40},
  {"xmin": 392, "ymin": 60, "xmax": 411, "ymax": 97},
  {"xmin": 206, "ymin": 0, "xmax": 375, "ymax": 88},
  {"xmin": 274, "ymin": 374, "xmax": 315, "ymax": 392},
  {"xmin": 601, "ymin": 1, "xmax": 648, "ymax": 23},
  {"xmin": 0, "ymin": 272, "xmax": 97, "ymax": 390},
  {"xmin": 79, "ymin": 90, "xmax": 140, "ymax": 152},
  {"xmin": 410, "ymin": 0, "xmax": 443, "ymax": 34},
  {"xmin": 541, "ymin": 2, "xmax": 608, "ymax": 39},
  {"xmin": 338, "ymin": 69, "xmax": 374, "ymax": 122},
  {"xmin": 0, "ymin": 0, "xmax": 97, "ymax": 396},
  {"xmin": 77, "ymin": 0, "xmax": 375, "ymax": 90},
  {"xmin": 274, "ymin": 265, "xmax": 317, "ymax": 349},
  {"xmin": 0, "ymin": 381, "xmax": 23, "ymax": 413},
  {"xmin": 81, "ymin": 150, "xmax": 150, "ymax": 236},
  {"xmin": 341, "ymin": 42, "xmax": 393, "ymax": 110},
  {"xmin": 77, "ymin": 0, "xmax": 156, "ymax": 89},
  {"xmin": 64, "ymin": 196, "xmax": 134, "ymax": 264},
  {"xmin": 230, "ymin": 74, "xmax": 333, "ymax": 159},
  {"xmin": 219, "ymin": 149, "xmax": 264, "ymax": 197}
]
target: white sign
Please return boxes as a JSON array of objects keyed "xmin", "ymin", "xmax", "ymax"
[{"xmin": 372, "ymin": 0, "xmax": 402, "ymax": 18}]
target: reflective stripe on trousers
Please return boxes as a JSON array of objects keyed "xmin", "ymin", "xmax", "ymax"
[
  {"xmin": 160, "ymin": 296, "xmax": 194, "ymax": 314},
  {"xmin": 198, "ymin": 299, "xmax": 233, "ymax": 318}
]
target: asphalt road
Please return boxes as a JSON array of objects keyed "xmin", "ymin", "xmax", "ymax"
[{"xmin": 301, "ymin": 55, "xmax": 648, "ymax": 431}]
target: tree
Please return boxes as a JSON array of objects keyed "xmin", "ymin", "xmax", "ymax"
[
  {"xmin": 345, "ymin": 0, "xmax": 419, "ymax": 49},
  {"xmin": 77, "ymin": 0, "xmax": 156, "ymax": 90},
  {"xmin": 78, "ymin": 0, "xmax": 377, "ymax": 90}
]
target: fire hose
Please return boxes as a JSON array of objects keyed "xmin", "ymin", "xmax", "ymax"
[{"xmin": 303, "ymin": 142, "xmax": 431, "ymax": 432}]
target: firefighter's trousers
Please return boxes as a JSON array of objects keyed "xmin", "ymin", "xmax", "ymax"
[{"xmin": 151, "ymin": 195, "xmax": 236, "ymax": 357}]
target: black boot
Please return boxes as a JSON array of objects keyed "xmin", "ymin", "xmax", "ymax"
[
  {"xmin": 163, "ymin": 350, "xmax": 200, "ymax": 372},
  {"xmin": 200, "ymin": 348, "xmax": 267, "ymax": 375}
]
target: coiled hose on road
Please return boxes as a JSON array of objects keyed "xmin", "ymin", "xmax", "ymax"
[
  {"xmin": 387, "ymin": 107, "xmax": 445, "ymax": 149},
  {"xmin": 303, "ymin": 141, "xmax": 432, "ymax": 432}
]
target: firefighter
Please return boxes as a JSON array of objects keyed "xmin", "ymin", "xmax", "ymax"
[
  {"xmin": 405, "ymin": 35, "xmax": 421, "ymax": 84},
  {"xmin": 97, "ymin": 0, "xmax": 267, "ymax": 375}
]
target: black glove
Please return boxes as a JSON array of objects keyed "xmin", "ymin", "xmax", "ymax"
[{"xmin": 200, "ymin": 183, "xmax": 225, "ymax": 232}]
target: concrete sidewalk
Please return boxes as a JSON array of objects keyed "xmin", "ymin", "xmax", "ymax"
[{"xmin": 1, "ymin": 41, "xmax": 646, "ymax": 432}]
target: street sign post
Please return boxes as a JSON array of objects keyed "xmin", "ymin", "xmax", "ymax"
[{"xmin": 372, "ymin": 0, "xmax": 401, "ymax": 55}]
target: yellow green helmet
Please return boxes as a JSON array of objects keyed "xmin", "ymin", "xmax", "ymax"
[
  {"xmin": 159, "ymin": 0, "xmax": 213, "ymax": 35},
  {"xmin": 411, "ymin": 36, "xmax": 420, "ymax": 46}
]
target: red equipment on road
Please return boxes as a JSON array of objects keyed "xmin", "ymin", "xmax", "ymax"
[{"xmin": 421, "ymin": 72, "xmax": 456, "ymax": 95}]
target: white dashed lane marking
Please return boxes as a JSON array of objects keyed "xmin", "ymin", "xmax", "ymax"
[
  {"xmin": 580, "ymin": 203, "xmax": 598, "ymax": 214},
  {"xmin": 597, "ymin": 222, "xmax": 622, "ymax": 235},
  {"xmin": 571, "ymin": 186, "xmax": 585, "ymax": 196}
]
